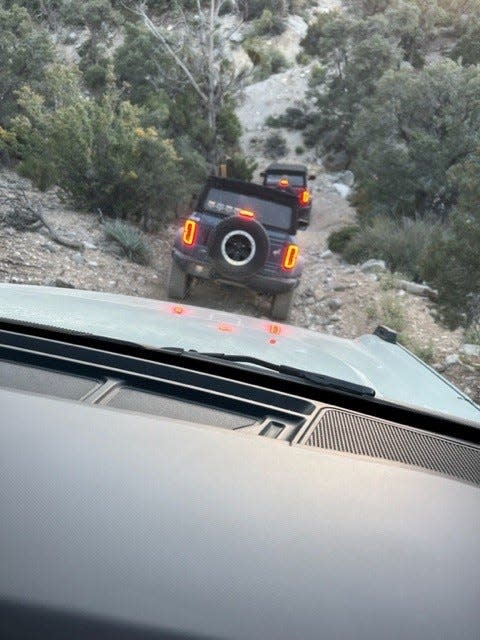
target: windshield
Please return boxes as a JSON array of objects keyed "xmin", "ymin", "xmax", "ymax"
[
  {"xmin": 202, "ymin": 187, "xmax": 293, "ymax": 230},
  {"xmin": 265, "ymin": 173, "xmax": 305, "ymax": 187},
  {"xmin": 0, "ymin": 0, "xmax": 479, "ymax": 422}
]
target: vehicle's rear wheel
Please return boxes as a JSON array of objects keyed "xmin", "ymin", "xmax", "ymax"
[
  {"xmin": 208, "ymin": 216, "xmax": 270, "ymax": 281},
  {"xmin": 167, "ymin": 261, "xmax": 191, "ymax": 300},
  {"xmin": 270, "ymin": 290, "xmax": 294, "ymax": 321}
]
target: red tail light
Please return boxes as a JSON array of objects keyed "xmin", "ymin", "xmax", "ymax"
[
  {"xmin": 239, "ymin": 208, "xmax": 255, "ymax": 219},
  {"xmin": 299, "ymin": 189, "xmax": 311, "ymax": 205},
  {"xmin": 183, "ymin": 219, "xmax": 197, "ymax": 246},
  {"xmin": 283, "ymin": 244, "xmax": 299, "ymax": 270},
  {"xmin": 279, "ymin": 178, "xmax": 289, "ymax": 187}
]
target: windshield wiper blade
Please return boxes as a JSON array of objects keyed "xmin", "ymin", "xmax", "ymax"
[{"xmin": 162, "ymin": 349, "xmax": 375, "ymax": 397}]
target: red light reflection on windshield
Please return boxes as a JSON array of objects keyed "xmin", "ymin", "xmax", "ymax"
[
  {"xmin": 218, "ymin": 323, "xmax": 234, "ymax": 332},
  {"xmin": 172, "ymin": 305, "xmax": 185, "ymax": 315}
]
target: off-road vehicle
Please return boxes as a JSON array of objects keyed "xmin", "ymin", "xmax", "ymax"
[
  {"xmin": 168, "ymin": 176, "xmax": 303, "ymax": 321},
  {"xmin": 261, "ymin": 163, "xmax": 316, "ymax": 228}
]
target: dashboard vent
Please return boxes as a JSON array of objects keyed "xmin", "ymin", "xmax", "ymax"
[{"xmin": 301, "ymin": 408, "xmax": 480, "ymax": 486}]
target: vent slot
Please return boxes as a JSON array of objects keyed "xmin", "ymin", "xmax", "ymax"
[
  {"xmin": 0, "ymin": 361, "xmax": 100, "ymax": 401},
  {"xmin": 106, "ymin": 387, "xmax": 255, "ymax": 430},
  {"xmin": 300, "ymin": 408, "xmax": 480, "ymax": 486}
]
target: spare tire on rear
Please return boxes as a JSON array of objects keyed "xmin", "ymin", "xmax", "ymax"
[{"xmin": 208, "ymin": 216, "xmax": 270, "ymax": 280}]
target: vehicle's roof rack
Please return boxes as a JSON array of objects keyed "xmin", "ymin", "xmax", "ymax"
[{"xmin": 266, "ymin": 163, "xmax": 308, "ymax": 173}]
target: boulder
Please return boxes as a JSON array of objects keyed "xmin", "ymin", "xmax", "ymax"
[
  {"xmin": 360, "ymin": 259, "xmax": 387, "ymax": 274},
  {"xmin": 327, "ymin": 298, "xmax": 342, "ymax": 311},
  {"xmin": 460, "ymin": 344, "xmax": 480, "ymax": 358},
  {"xmin": 332, "ymin": 183, "xmax": 351, "ymax": 199},
  {"xmin": 398, "ymin": 280, "xmax": 438, "ymax": 301},
  {"xmin": 337, "ymin": 170, "xmax": 355, "ymax": 187},
  {"xmin": 445, "ymin": 354, "xmax": 461, "ymax": 368}
]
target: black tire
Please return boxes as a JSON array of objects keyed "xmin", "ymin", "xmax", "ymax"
[
  {"xmin": 167, "ymin": 260, "xmax": 191, "ymax": 300},
  {"xmin": 271, "ymin": 289, "xmax": 294, "ymax": 321},
  {"xmin": 208, "ymin": 216, "xmax": 270, "ymax": 281}
]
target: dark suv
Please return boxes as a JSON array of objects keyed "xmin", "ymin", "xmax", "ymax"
[
  {"xmin": 261, "ymin": 163, "xmax": 315, "ymax": 228},
  {"xmin": 167, "ymin": 176, "xmax": 303, "ymax": 320}
]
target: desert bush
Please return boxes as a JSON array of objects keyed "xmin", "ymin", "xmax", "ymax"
[
  {"xmin": 0, "ymin": 5, "xmax": 55, "ymax": 126},
  {"xmin": 104, "ymin": 219, "xmax": 152, "ymax": 264},
  {"xmin": 266, "ymin": 107, "xmax": 308, "ymax": 130},
  {"xmin": 239, "ymin": 0, "xmax": 288, "ymax": 20},
  {"xmin": 253, "ymin": 9, "xmax": 286, "ymax": 35},
  {"xmin": 351, "ymin": 61, "xmax": 480, "ymax": 219},
  {"xmin": 327, "ymin": 225, "xmax": 360, "ymax": 253},
  {"xmin": 341, "ymin": 216, "xmax": 440, "ymax": 281},
  {"xmin": 399, "ymin": 335, "xmax": 435, "ymax": 364},
  {"xmin": 244, "ymin": 38, "xmax": 288, "ymax": 78},
  {"xmin": 226, "ymin": 154, "xmax": 258, "ymax": 181},
  {"xmin": 9, "ymin": 65, "xmax": 187, "ymax": 225},
  {"xmin": 379, "ymin": 293, "xmax": 407, "ymax": 333},
  {"xmin": 264, "ymin": 133, "xmax": 288, "ymax": 159},
  {"xmin": 420, "ymin": 149, "xmax": 480, "ymax": 328}
]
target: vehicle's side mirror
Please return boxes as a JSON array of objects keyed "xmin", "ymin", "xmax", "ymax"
[
  {"xmin": 309, "ymin": 174, "xmax": 316, "ymax": 180},
  {"xmin": 260, "ymin": 172, "xmax": 266, "ymax": 178}
]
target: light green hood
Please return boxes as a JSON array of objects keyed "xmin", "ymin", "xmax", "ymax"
[{"xmin": 1, "ymin": 284, "xmax": 479, "ymax": 424}]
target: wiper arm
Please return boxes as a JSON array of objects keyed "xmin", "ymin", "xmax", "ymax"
[{"xmin": 162, "ymin": 348, "xmax": 375, "ymax": 397}]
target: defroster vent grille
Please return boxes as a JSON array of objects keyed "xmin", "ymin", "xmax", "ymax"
[{"xmin": 302, "ymin": 408, "xmax": 480, "ymax": 486}]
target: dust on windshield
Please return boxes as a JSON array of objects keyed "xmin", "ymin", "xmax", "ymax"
[{"xmin": 0, "ymin": 0, "xmax": 479, "ymax": 408}]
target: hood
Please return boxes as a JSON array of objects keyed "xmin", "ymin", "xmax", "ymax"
[{"xmin": 0, "ymin": 284, "xmax": 478, "ymax": 423}]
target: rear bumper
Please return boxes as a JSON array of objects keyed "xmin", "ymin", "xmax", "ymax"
[{"xmin": 172, "ymin": 249, "xmax": 300, "ymax": 294}]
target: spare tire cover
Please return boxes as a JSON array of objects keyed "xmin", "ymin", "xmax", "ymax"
[{"xmin": 208, "ymin": 216, "xmax": 270, "ymax": 279}]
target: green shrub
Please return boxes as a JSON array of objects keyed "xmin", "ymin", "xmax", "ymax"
[
  {"xmin": 266, "ymin": 107, "xmax": 307, "ymax": 130},
  {"xmin": 296, "ymin": 51, "xmax": 311, "ymax": 66},
  {"xmin": 264, "ymin": 133, "xmax": 288, "ymax": 159},
  {"xmin": 226, "ymin": 153, "xmax": 258, "ymax": 181},
  {"xmin": 400, "ymin": 335, "xmax": 435, "ymax": 365},
  {"xmin": 327, "ymin": 225, "xmax": 360, "ymax": 253},
  {"xmin": 253, "ymin": 9, "xmax": 286, "ymax": 36},
  {"xmin": 379, "ymin": 293, "xmax": 407, "ymax": 333},
  {"xmin": 0, "ymin": 5, "xmax": 55, "ymax": 126},
  {"xmin": 341, "ymin": 217, "xmax": 436, "ymax": 281},
  {"xmin": 295, "ymin": 145, "xmax": 304, "ymax": 155},
  {"xmin": 245, "ymin": 38, "xmax": 288, "ymax": 79},
  {"xmin": 239, "ymin": 0, "xmax": 287, "ymax": 20},
  {"xmin": 464, "ymin": 324, "xmax": 480, "ymax": 346},
  {"xmin": 10, "ymin": 65, "xmax": 188, "ymax": 225},
  {"xmin": 104, "ymin": 220, "xmax": 152, "ymax": 264}
]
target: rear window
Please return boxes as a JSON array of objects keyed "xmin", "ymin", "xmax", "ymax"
[
  {"xmin": 201, "ymin": 187, "xmax": 293, "ymax": 231},
  {"xmin": 265, "ymin": 173, "xmax": 305, "ymax": 187}
]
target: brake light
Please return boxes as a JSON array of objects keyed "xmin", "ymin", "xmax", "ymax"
[
  {"xmin": 282, "ymin": 244, "xmax": 299, "ymax": 270},
  {"xmin": 279, "ymin": 178, "xmax": 289, "ymax": 187},
  {"xmin": 183, "ymin": 219, "xmax": 197, "ymax": 245},
  {"xmin": 300, "ymin": 189, "xmax": 311, "ymax": 205},
  {"xmin": 239, "ymin": 208, "xmax": 255, "ymax": 218}
]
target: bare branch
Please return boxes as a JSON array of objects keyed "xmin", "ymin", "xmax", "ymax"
[{"xmin": 135, "ymin": 4, "xmax": 208, "ymax": 104}]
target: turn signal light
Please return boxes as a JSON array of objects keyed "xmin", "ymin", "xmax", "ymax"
[
  {"xmin": 300, "ymin": 190, "xmax": 311, "ymax": 205},
  {"xmin": 282, "ymin": 244, "xmax": 299, "ymax": 270},
  {"xmin": 279, "ymin": 178, "xmax": 289, "ymax": 187},
  {"xmin": 183, "ymin": 219, "xmax": 197, "ymax": 246}
]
